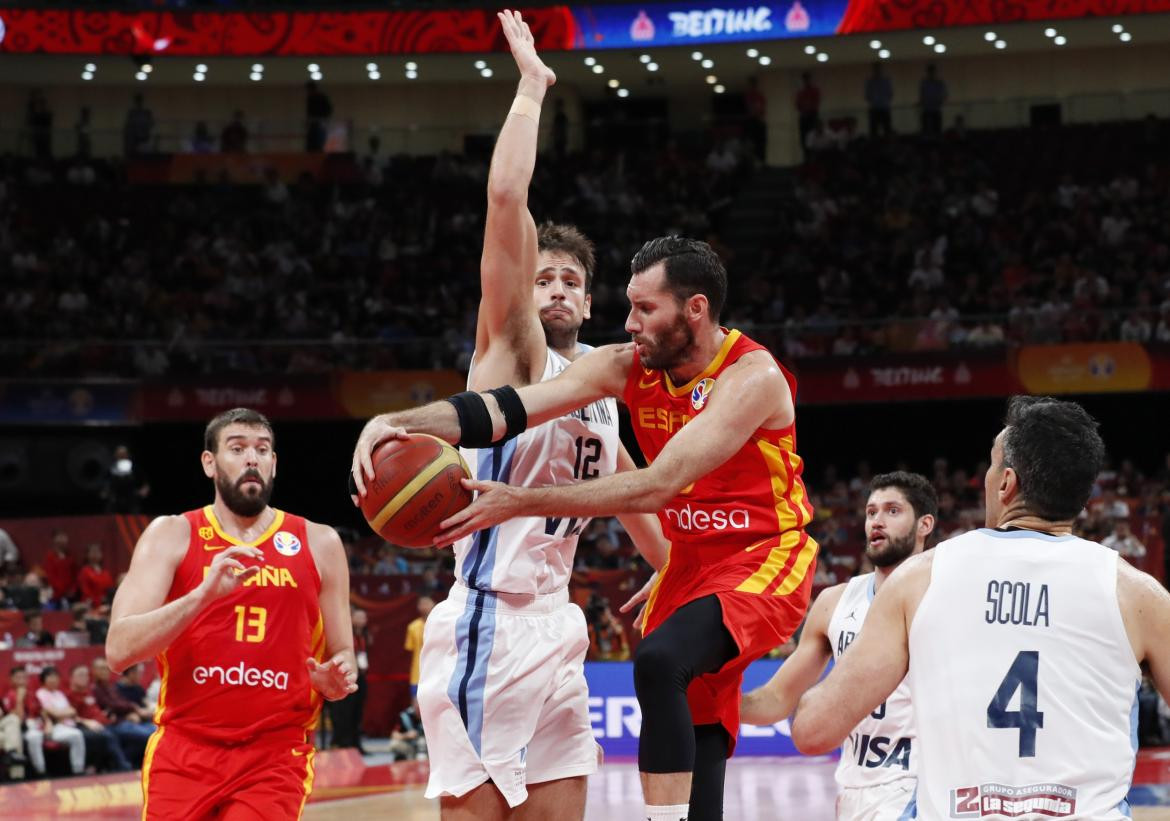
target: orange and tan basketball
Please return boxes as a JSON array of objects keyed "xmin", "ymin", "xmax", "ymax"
[{"xmin": 359, "ymin": 434, "xmax": 472, "ymax": 548}]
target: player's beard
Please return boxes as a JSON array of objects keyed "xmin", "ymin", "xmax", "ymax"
[
  {"xmin": 541, "ymin": 313, "xmax": 582, "ymax": 351},
  {"xmin": 639, "ymin": 312, "xmax": 696, "ymax": 371},
  {"xmin": 217, "ymin": 468, "xmax": 273, "ymax": 518},
  {"xmin": 866, "ymin": 529, "xmax": 917, "ymax": 568}
]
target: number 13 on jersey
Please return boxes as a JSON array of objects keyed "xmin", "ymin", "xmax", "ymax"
[{"xmin": 234, "ymin": 605, "xmax": 267, "ymax": 643}]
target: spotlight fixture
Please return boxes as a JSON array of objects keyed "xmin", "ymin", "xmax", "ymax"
[
  {"xmin": 81, "ymin": 71, "xmax": 94, "ymax": 81},
  {"xmin": 136, "ymin": 71, "xmax": 148, "ymax": 81},
  {"xmin": 405, "ymin": 69, "xmax": 418, "ymax": 79},
  {"xmin": 1044, "ymin": 27, "xmax": 1056, "ymax": 37},
  {"xmin": 193, "ymin": 72, "xmax": 205, "ymax": 82},
  {"xmin": 639, "ymin": 54, "xmax": 651, "ymax": 64},
  {"xmin": 1054, "ymin": 35, "xmax": 1066, "ymax": 45},
  {"xmin": 804, "ymin": 45, "xmax": 816, "ymax": 55},
  {"xmin": 714, "ymin": 84, "xmax": 725, "ymax": 94},
  {"xmin": 758, "ymin": 55, "xmax": 772, "ymax": 66},
  {"xmin": 252, "ymin": 63, "xmax": 263, "ymax": 73},
  {"xmin": 481, "ymin": 67, "xmax": 493, "ymax": 78},
  {"xmin": 705, "ymin": 75, "xmax": 717, "ymax": 84},
  {"xmin": 995, "ymin": 40, "xmax": 1006, "ymax": 49},
  {"xmin": 1112, "ymin": 23, "xmax": 1124, "ymax": 33},
  {"xmin": 196, "ymin": 63, "xmax": 207, "ymax": 73},
  {"xmin": 647, "ymin": 62, "xmax": 659, "ymax": 72},
  {"xmin": 691, "ymin": 51, "xmax": 703, "ymax": 60},
  {"xmin": 405, "ymin": 61, "xmax": 417, "ymax": 71},
  {"xmin": 923, "ymin": 35, "xmax": 935, "ymax": 45},
  {"xmin": 746, "ymin": 48, "xmax": 759, "ymax": 58},
  {"xmin": 816, "ymin": 52, "xmax": 829, "ymax": 62},
  {"xmin": 869, "ymin": 40, "xmax": 881, "ymax": 49},
  {"xmin": 984, "ymin": 32, "xmax": 996, "ymax": 42},
  {"xmin": 933, "ymin": 43, "xmax": 946, "ymax": 53},
  {"xmin": 592, "ymin": 64, "xmax": 604, "ymax": 74},
  {"xmin": 368, "ymin": 71, "xmax": 381, "ymax": 80},
  {"xmin": 249, "ymin": 71, "xmax": 262, "ymax": 82},
  {"xmin": 617, "ymin": 88, "xmax": 630, "ymax": 98},
  {"xmin": 701, "ymin": 58, "xmax": 714, "ymax": 68},
  {"xmin": 1120, "ymin": 32, "xmax": 1133, "ymax": 42},
  {"xmin": 607, "ymin": 78, "xmax": 620, "ymax": 88},
  {"xmin": 878, "ymin": 49, "xmax": 890, "ymax": 59},
  {"xmin": 366, "ymin": 62, "xmax": 377, "ymax": 72},
  {"xmin": 584, "ymin": 56, "xmax": 596, "ymax": 66},
  {"xmin": 475, "ymin": 60, "xmax": 486, "ymax": 70}
]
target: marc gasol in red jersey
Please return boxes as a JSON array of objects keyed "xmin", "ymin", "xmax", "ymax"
[
  {"xmin": 106, "ymin": 408, "xmax": 357, "ymax": 821},
  {"xmin": 354, "ymin": 237, "xmax": 818, "ymax": 821}
]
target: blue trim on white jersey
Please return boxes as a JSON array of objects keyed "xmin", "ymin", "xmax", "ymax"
[
  {"xmin": 447, "ymin": 590, "xmax": 498, "ymax": 758},
  {"xmin": 897, "ymin": 788, "xmax": 917, "ymax": 820},
  {"xmin": 977, "ymin": 527, "xmax": 1076, "ymax": 541},
  {"xmin": 867, "ymin": 574, "xmax": 876, "ymax": 603},
  {"xmin": 1118, "ymin": 682, "xmax": 1140, "ymax": 817},
  {"xmin": 462, "ymin": 439, "xmax": 518, "ymax": 591}
]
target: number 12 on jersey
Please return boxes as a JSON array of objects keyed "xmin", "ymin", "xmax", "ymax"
[{"xmin": 987, "ymin": 650, "xmax": 1044, "ymax": 757}]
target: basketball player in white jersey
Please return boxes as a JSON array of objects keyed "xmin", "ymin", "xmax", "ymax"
[
  {"xmin": 792, "ymin": 396, "xmax": 1170, "ymax": 820},
  {"xmin": 741, "ymin": 471, "xmax": 935, "ymax": 820},
  {"xmin": 352, "ymin": 11, "xmax": 667, "ymax": 820}
]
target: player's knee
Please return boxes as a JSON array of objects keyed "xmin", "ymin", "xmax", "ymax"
[{"xmin": 632, "ymin": 634, "xmax": 687, "ymax": 696}]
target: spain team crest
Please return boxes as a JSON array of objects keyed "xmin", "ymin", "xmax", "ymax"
[{"xmin": 691, "ymin": 378, "xmax": 714, "ymax": 410}]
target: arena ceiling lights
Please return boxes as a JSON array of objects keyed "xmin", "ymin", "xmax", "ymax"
[{"xmin": 0, "ymin": 2, "xmax": 1166, "ymax": 57}]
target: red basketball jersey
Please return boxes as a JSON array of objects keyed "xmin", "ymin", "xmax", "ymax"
[
  {"xmin": 154, "ymin": 506, "xmax": 325, "ymax": 743},
  {"xmin": 622, "ymin": 329, "xmax": 818, "ymax": 628}
]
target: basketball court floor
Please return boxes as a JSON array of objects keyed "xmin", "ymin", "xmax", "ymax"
[{"xmin": 3, "ymin": 749, "xmax": 1168, "ymax": 819}]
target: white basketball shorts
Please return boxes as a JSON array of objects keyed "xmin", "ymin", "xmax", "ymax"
[
  {"xmin": 836, "ymin": 777, "xmax": 918, "ymax": 821},
  {"xmin": 419, "ymin": 582, "xmax": 598, "ymax": 808}
]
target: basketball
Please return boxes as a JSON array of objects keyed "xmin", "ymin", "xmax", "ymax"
[{"xmin": 358, "ymin": 434, "xmax": 473, "ymax": 548}]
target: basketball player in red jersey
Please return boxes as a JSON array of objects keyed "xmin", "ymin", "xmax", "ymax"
[
  {"xmin": 355, "ymin": 237, "xmax": 817, "ymax": 821},
  {"xmin": 354, "ymin": 12, "xmax": 667, "ymax": 821},
  {"xmin": 106, "ymin": 408, "xmax": 357, "ymax": 821}
]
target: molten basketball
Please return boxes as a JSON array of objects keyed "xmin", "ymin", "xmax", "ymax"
[{"xmin": 358, "ymin": 434, "xmax": 472, "ymax": 548}]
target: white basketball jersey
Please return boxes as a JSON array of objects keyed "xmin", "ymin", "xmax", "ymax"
[
  {"xmin": 455, "ymin": 346, "xmax": 619, "ymax": 595},
  {"xmin": 829, "ymin": 573, "xmax": 917, "ymax": 790},
  {"xmin": 909, "ymin": 528, "xmax": 1140, "ymax": 821}
]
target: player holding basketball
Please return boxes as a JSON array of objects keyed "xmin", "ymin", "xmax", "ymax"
[
  {"xmin": 354, "ymin": 236, "xmax": 817, "ymax": 821},
  {"xmin": 107, "ymin": 408, "xmax": 357, "ymax": 820},
  {"xmin": 352, "ymin": 10, "xmax": 668, "ymax": 820},
  {"xmin": 792, "ymin": 397, "xmax": 1170, "ymax": 820},
  {"xmin": 741, "ymin": 471, "xmax": 936, "ymax": 820}
]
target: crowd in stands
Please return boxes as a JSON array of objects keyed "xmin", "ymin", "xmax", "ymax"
[
  {"xmin": 5, "ymin": 115, "xmax": 1170, "ymax": 376},
  {"xmin": 0, "ymin": 129, "xmax": 749, "ymax": 377}
]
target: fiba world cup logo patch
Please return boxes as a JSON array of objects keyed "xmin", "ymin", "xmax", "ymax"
[
  {"xmin": 691, "ymin": 378, "xmax": 714, "ymax": 411},
  {"xmin": 273, "ymin": 531, "xmax": 302, "ymax": 557}
]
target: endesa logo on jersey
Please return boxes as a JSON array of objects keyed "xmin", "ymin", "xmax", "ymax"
[
  {"xmin": 663, "ymin": 502, "xmax": 750, "ymax": 531},
  {"xmin": 192, "ymin": 661, "xmax": 290, "ymax": 691}
]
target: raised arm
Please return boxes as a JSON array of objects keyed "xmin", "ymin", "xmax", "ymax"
[
  {"xmin": 351, "ymin": 343, "xmax": 631, "ymax": 496},
  {"xmin": 106, "ymin": 515, "xmax": 263, "ymax": 673},
  {"xmin": 433, "ymin": 350, "xmax": 793, "ymax": 541},
  {"xmin": 471, "ymin": 9, "xmax": 556, "ymax": 391},
  {"xmin": 790, "ymin": 553, "xmax": 932, "ymax": 754},
  {"xmin": 740, "ymin": 584, "xmax": 841, "ymax": 725}
]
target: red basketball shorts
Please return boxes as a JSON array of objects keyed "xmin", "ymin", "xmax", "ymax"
[{"xmin": 141, "ymin": 726, "xmax": 315, "ymax": 821}]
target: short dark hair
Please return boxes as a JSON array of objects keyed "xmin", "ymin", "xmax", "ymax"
[
  {"xmin": 630, "ymin": 236, "xmax": 727, "ymax": 322},
  {"xmin": 40, "ymin": 666, "xmax": 58, "ymax": 680},
  {"xmin": 10, "ymin": 665, "xmax": 26, "ymax": 676},
  {"xmin": 204, "ymin": 408, "xmax": 274, "ymax": 453},
  {"xmin": 1001, "ymin": 395, "xmax": 1104, "ymax": 521},
  {"xmin": 538, "ymin": 222, "xmax": 596, "ymax": 291},
  {"xmin": 868, "ymin": 471, "xmax": 938, "ymax": 520}
]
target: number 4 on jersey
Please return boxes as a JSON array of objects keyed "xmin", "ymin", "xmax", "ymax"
[{"xmin": 987, "ymin": 650, "xmax": 1044, "ymax": 757}]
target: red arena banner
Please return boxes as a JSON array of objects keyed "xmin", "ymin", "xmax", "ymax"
[
  {"xmin": 0, "ymin": 7, "xmax": 577, "ymax": 56},
  {"xmin": 1, "ymin": 2, "xmax": 1168, "ymax": 56},
  {"xmin": 836, "ymin": 0, "xmax": 1170, "ymax": 35},
  {"xmin": 793, "ymin": 353, "xmax": 1020, "ymax": 404}
]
